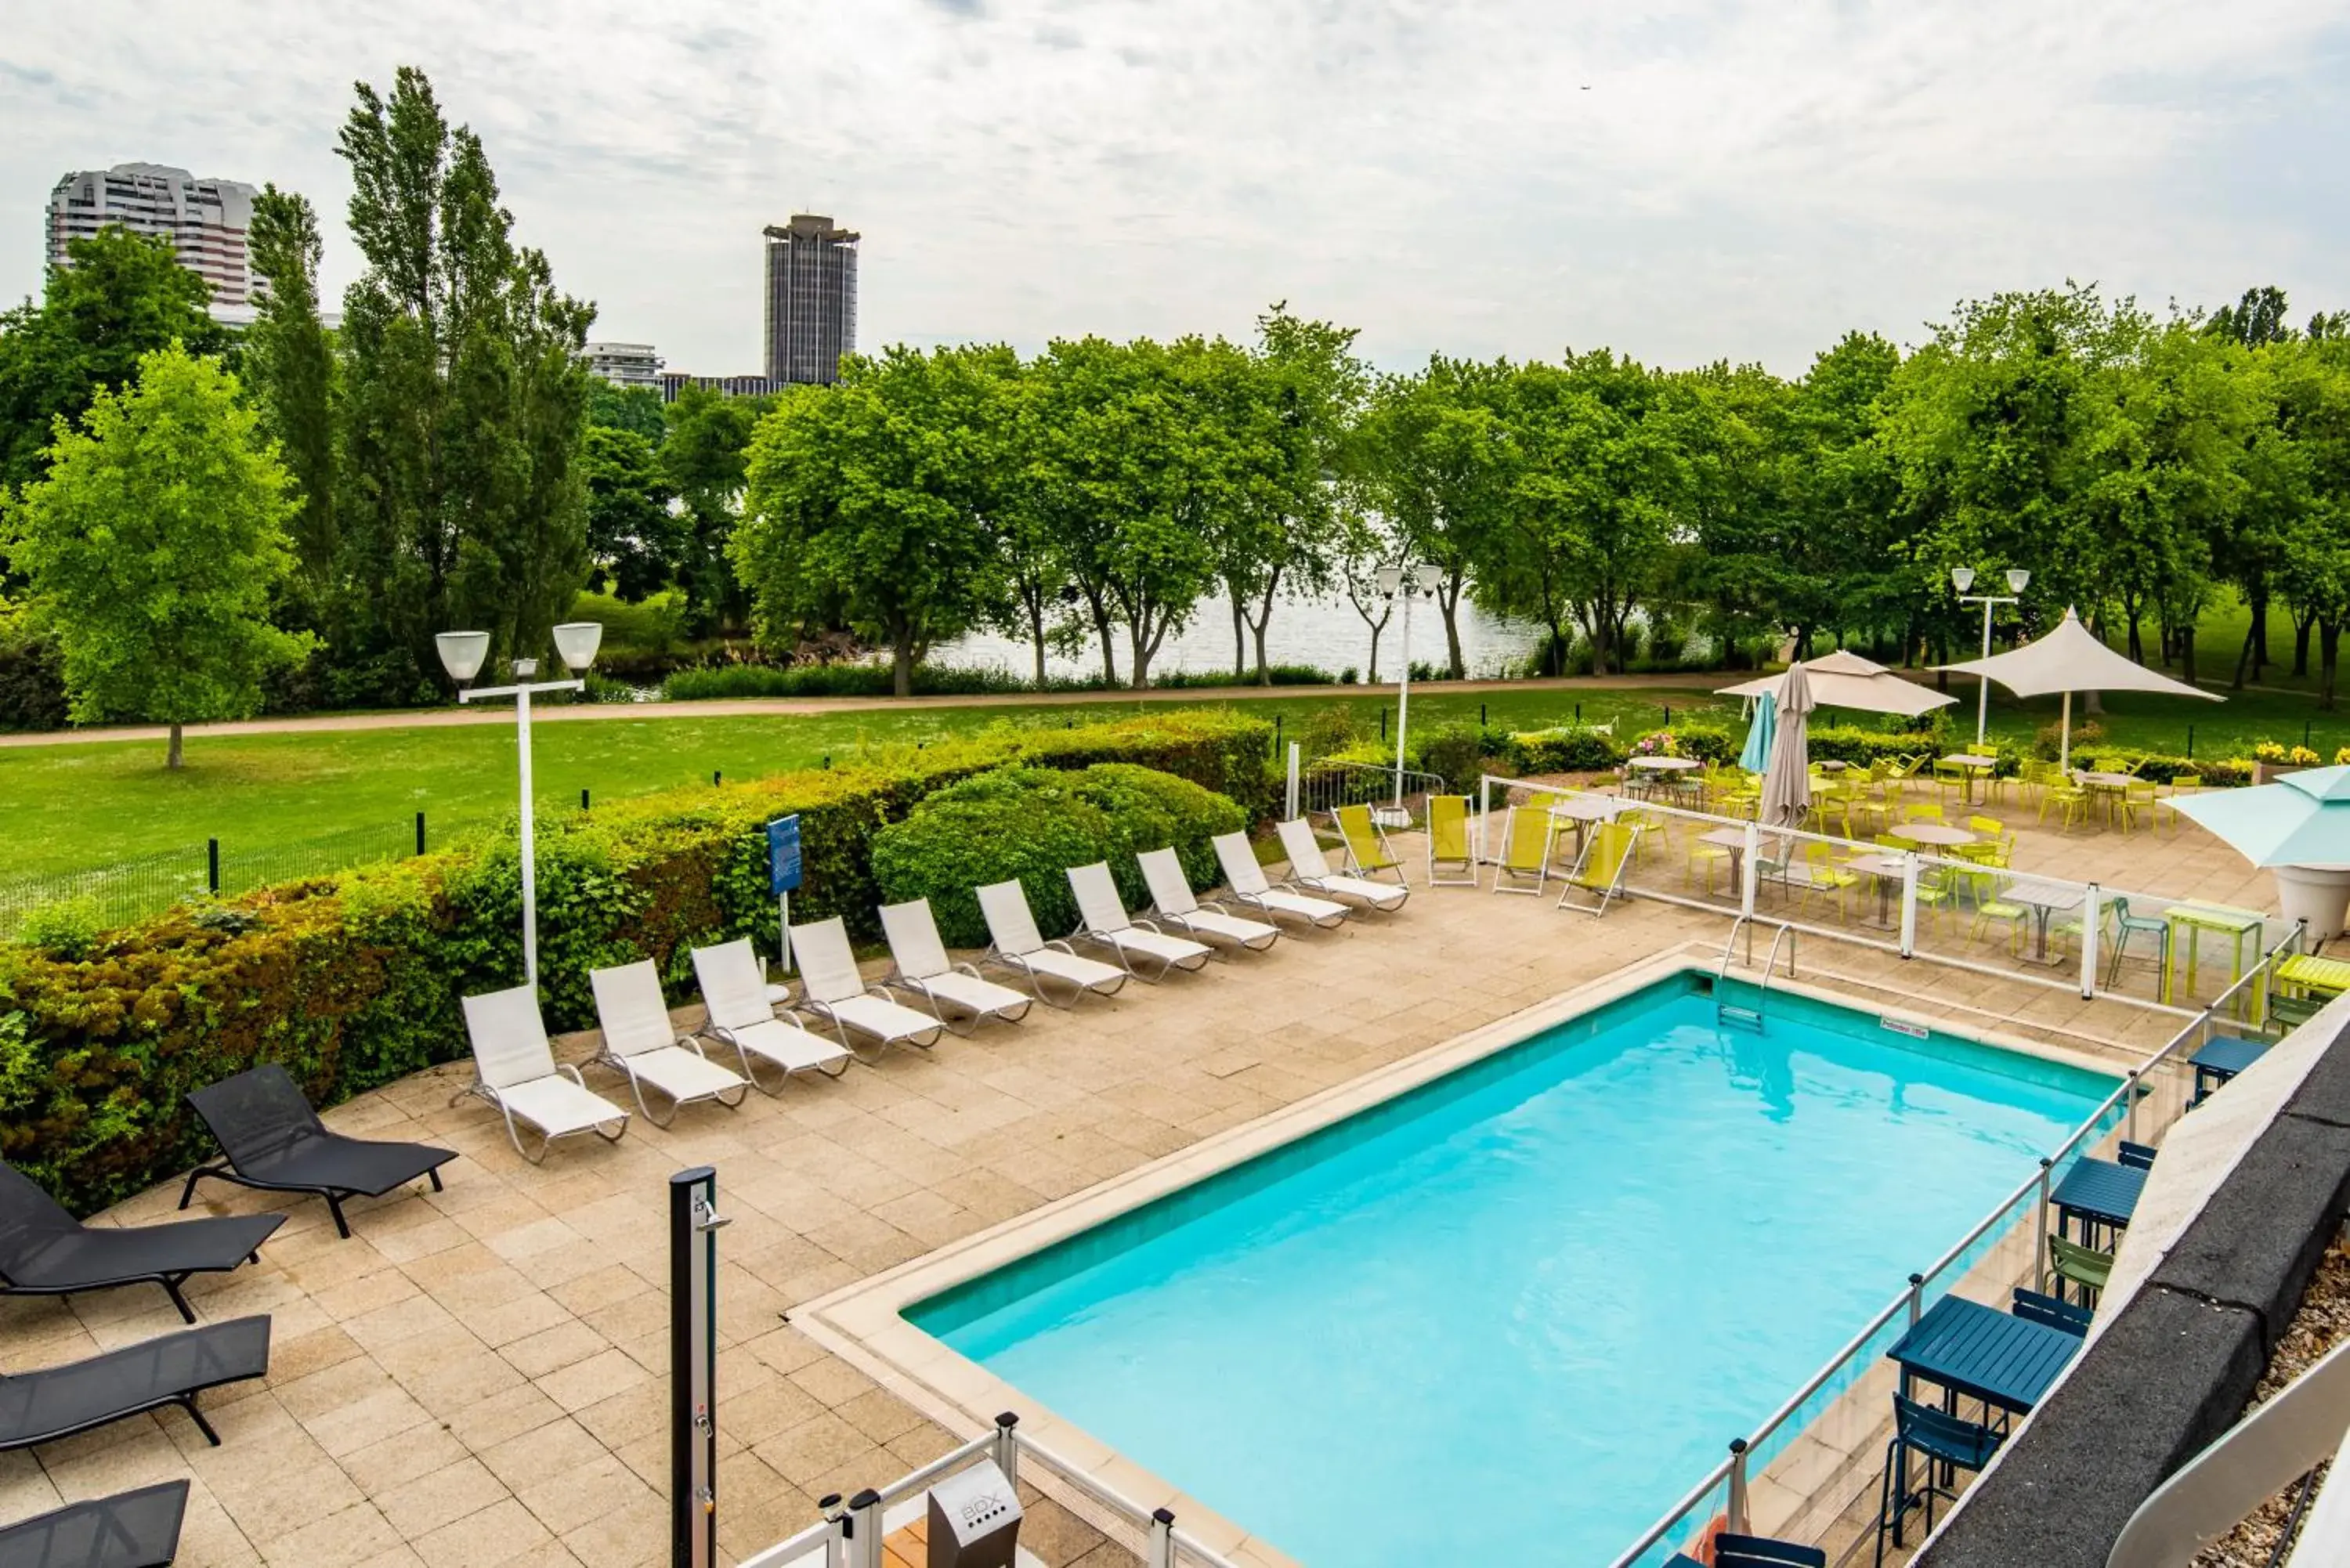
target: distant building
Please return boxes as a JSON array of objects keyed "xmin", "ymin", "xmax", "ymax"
[
  {"xmin": 762, "ymin": 215, "xmax": 859, "ymax": 385},
  {"xmin": 47, "ymin": 164, "xmax": 258, "ymax": 317},
  {"xmin": 583, "ymin": 341, "xmax": 663, "ymax": 391},
  {"xmin": 656, "ymin": 371, "xmax": 779, "ymax": 404}
]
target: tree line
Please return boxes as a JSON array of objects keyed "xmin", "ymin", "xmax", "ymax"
[{"xmin": 8, "ymin": 63, "xmax": 2350, "ymax": 763}]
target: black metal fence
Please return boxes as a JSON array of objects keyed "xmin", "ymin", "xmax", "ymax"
[{"xmin": 2, "ymin": 817, "xmax": 425, "ymax": 943}]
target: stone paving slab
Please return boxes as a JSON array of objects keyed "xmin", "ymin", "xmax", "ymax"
[{"xmin": 0, "ymin": 812, "xmax": 2275, "ymax": 1567}]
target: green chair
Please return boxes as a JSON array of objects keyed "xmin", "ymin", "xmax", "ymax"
[
  {"xmin": 2048, "ymin": 1233, "xmax": 2114, "ymax": 1306},
  {"xmin": 2105, "ymin": 896, "xmax": 2173, "ymax": 999}
]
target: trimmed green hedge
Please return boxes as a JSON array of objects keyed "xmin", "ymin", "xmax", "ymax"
[
  {"xmin": 871, "ymin": 764, "xmax": 1246, "ymax": 948},
  {"xmin": 0, "ymin": 709, "xmax": 1271, "ymax": 1215}
]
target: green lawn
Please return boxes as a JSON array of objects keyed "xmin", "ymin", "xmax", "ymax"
[
  {"xmin": 0, "ymin": 688, "xmax": 1718, "ymax": 878},
  {"xmin": 7, "ymin": 674, "xmax": 2347, "ymax": 883}
]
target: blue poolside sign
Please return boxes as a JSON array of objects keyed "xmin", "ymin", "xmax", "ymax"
[{"xmin": 766, "ymin": 815, "xmax": 803, "ymax": 895}]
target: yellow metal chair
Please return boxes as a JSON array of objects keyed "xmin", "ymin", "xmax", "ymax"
[
  {"xmin": 2116, "ymin": 781, "xmax": 2159, "ymax": 836},
  {"xmin": 1559, "ymin": 822, "xmax": 1641, "ymax": 916},
  {"xmin": 1491, "ymin": 805, "xmax": 1556, "ymax": 897},
  {"xmin": 1426, "ymin": 795, "xmax": 1477, "ymax": 887},
  {"xmin": 2155, "ymin": 775, "xmax": 2200, "ymax": 834},
  {"xmin": 1333, "ymin": 804, "xmax": 1407, "ymax": 883}
]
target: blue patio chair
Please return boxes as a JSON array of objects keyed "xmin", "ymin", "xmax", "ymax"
[
  {"xmin": 2011, "ymin": 1286, "xmax": 2093, "ymax": 1337},
  {"xmin": 1668, "ymin": 1535, "xmax": 1828, "ymax": 1568},
  {"xmin": 2117, "ymin": 1140, "xmax": 2157, "ymax": 1171},
  {"xmin": 1875, "ymin": 1394, "xmax": 2002, "ymax": 1565}
]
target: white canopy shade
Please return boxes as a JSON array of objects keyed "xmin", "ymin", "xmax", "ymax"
[
  {"xmin": 1716, "ymin": 649, "xmax": 1956, "ymax": 719},
  {"xmin": 1934, "ymin": 608, "xmax": 2222, "ymax": 769}
]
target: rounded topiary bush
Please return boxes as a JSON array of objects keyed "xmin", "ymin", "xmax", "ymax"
[
  {"xmin": 870, "ymin": 763, "xmax": 1247, "ymax": 948},
  {"xmin": 1068, "ymin": 762, "xmax": 1248, "ymax": 908},
  {"xmin": 870, "ymin": 768, "xmax": 1113, "ymax": 948}
]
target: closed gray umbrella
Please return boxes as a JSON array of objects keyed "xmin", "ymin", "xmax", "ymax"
[{"xmin": 1759, "ymin": 660, "xmax": 1815, "ymax": 829}]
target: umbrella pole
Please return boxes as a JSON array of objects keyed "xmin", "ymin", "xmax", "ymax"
[{"xmin": 2059, "ymin": 691, "xmax": 2072, "ymax": 772}]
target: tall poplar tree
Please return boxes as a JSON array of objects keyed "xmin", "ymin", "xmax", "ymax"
[{"xmin": 334, "ymin": 67, "xmax": 595, "ymax": 692}]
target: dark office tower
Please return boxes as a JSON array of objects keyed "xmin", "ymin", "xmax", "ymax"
[{"xmin": 762, "ymin": 215, "xmax": 859, "ymax": 385}]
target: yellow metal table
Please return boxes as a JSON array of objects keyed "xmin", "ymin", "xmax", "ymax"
[{"xmin": 2164, "ymin": 904, "xmax": 2268, "ymax": 1019}]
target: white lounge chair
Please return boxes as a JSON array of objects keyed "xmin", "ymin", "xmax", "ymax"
[
  {"xmin": 879, "ymin": 899, "xmax": 1033, "ymax": 1034},
  {"xmin": 1274, "ymin": 818, "xmax": 1409, "ymax": 912},
  {"xmin": 1210, "ymin": 832, "xmax": 1350, "ymax": 930},
  {"xmin": 458, "ymin": 985, "xmax": 630, "ymax": 1163},
  {"xmin": 791, "ymin": 916, "xmax": 948, "ymax": 1056},
  {"xmin": 586, "ymin": 960, "xmax": 750, "ymax": 1125},
  {"xmin": 1066, "ymin": 862, "xmax": 1213, "ymax": 980},
  {"xmin": 689, "ymin": 938, "xmax": 854, "ymax": 1089},
  {"xmin": 977, "ymin": 879, "xmax": 1130, "ymax": 1006},
  {"xmin": 1137, "ymin": 847, "xmax": 1278, "ymax": 955}
]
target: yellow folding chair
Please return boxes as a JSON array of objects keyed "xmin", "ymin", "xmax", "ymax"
[
  {"xmin": 1333, "ymin": 804, "xmax": 1407, "ymax": 883},
  {"xmin": 1558, "ymin": 822, "xmax": 1641, "ymax": 916},
  {"xmin": 1492, "ymin": 805, "xmax": 1556, "ymax": 897},
  {"xmin": 1426, "ymin": 795, "xmax": 1477, "ymax": 887}
]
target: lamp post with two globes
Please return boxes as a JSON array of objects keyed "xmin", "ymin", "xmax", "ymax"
[
  {"xmin": 1951, "ymin": 567, "xmax": 2030, "ymax": 750},
  {"xmin": 435, "ymin": 622, "xmax": 604, "ymax": 988},
  {"xmin": 1376, "ymin": 562, "xmax": 1444, "ymax": 810}
]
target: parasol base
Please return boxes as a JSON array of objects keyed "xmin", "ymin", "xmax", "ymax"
[{"xmin": 2272, "ymin": 864, "xmax": 2350, "ymax": 943}]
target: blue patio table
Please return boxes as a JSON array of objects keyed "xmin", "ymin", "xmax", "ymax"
[
  {"xmin": 2049, "ymin": 1156, "xmax": 2146, "ymax": 1248},
  {"xmin": 1883, "ymin": 1295, "xmax": 2082, "ymax": 1544},
  {"xmin": 2191, "ymin": 1034, "xmax": 2272, "ymax": 1104}
]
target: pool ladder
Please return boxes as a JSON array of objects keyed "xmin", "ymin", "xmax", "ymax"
[{"xmin": 1716, "ymin": 918, "xmax": 1794, "ymax": 1031}]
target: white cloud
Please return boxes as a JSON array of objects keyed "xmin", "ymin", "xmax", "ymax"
[{"xmin": 2, "ymin": 0, "xmax": 2345, "ymax": 374}]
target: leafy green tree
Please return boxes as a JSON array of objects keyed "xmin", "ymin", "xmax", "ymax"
[
  {"xmin": 736, "ymin": 346, "xmax": 1006, "ymax": 695},
  {"xmin": 3, "ymin": 346, "xmax": 311, "ymax": 766},
  {"xmin": 1355, "ymin": 357, "xmax": 1514, "ymax": 677},
  {"xmin": 1333, "ymin": 495, "xmax": 1401, "ymax": 681},
  {"xmin": 2266, "ymin": 338, "xmax": 2350, "ymax": 706},
  {"xmin": 1025, "ymin": 337, "xmax": 1228, "ymax": 688},
  {"xmin": 241, "ymin": 185, "xmax": 338, "ymax": 598},
  {"xmin": 587, "ymin": 381, "xmax": 667, "ymax": 443},
  {"xmin": 0, "ymin": 227, "xmax": 227, "ymax": 493},
  {"xmin": 1487, "ymin": 351, "xmax": 1690, "ymax": 675},
  {"xmin": 1216, "ymin": 305, "xmax": 1363, "ymax": 683},
  {"xmin": 662, "ymin": 385, "xmax": 763, "ymax": 636},
  {"xmin": 581, "ymin": 425, "xmax": 680, "ymax": 601},
  {"xmin": 334, "ymin": 66, "xmax": 595, "ymax": 692}
]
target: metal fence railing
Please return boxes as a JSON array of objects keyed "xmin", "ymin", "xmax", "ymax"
[
  {"xmin": 2, "ymin": 816, "xmax": 430, "ymax": 943},
  {"xmin": 1474, "ymin": 775, "xmax": 2294, "ymax": 1022},
  {"xmin": 739, "ymin": 1411, "xmax": 1243, "ymax": 1568},
  {"xmin": 1296, "ymin": 758, "xmax": 1453, "ymax": 832},
  {"xmin": 1605, "ymin": 930, "xmax": 2305, "ymax": 1566}
]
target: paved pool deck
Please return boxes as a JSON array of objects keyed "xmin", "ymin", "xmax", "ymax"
[{"xmin": 0, "ymin": 806, "xmax": 2285, "ymax": 1568}]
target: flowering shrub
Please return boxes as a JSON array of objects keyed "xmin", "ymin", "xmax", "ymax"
[{"xmin": 2254, "ymin": 740, "xmax": 2290, "ymax": 764}]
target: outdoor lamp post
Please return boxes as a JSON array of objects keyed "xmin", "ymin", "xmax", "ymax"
[
  {"xmin": 436, "ymin": 622, "xmax": 603, "ymax": 988},
  {"xmin": 1376, "ymin": 562, "xmax": 1444, "ymax": 809},
  {"xmin": 1952, "ymin": 567, "xmax": 2030, "ymax": 749}
]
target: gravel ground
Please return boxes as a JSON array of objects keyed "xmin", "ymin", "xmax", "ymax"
[{"xmin": 2192, "ymin": 1229, "xmax": 2350, "ymax": 1567}]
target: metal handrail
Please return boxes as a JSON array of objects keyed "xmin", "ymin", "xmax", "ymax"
[
  {"xmin": 756, "ymin": 1412, "xmax": 1248, "ymax": 1568},
  {"xmin": 1610, "ymin": 925, "xmax": 2308, "ymax": 1566}
]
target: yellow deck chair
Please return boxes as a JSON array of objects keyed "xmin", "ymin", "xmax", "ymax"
[
  {"xmin": 1426, "ymin": 795, "xmax": 1477, "ymax": 887},
  {"xmin": 1492, "ymin": 804, "xmax": 1556, "ymax": 896},
  {"xmin": 1559, "ymin": 822, "xmax": 1642, "ymax": 916},
  {"xmin": 1333, "ymin": 804, "xmax": 1407, "ymax": 883}
]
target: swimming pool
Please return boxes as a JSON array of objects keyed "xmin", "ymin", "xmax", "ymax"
[{"xmin": 904, "ymin": 975, "xmax": 2118, "ymax": 1566}]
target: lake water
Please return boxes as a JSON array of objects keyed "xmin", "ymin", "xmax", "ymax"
[{"xmin": 932, "ymin": 594, "xmax": 1549, "ymax": 682}]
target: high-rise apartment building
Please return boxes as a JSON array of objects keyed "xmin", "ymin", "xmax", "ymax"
[
  {"xmin": 762, "ymin": 215, "xmax": 859, "ymax": 385},
  {"xmin": 46, "ymin": 164, "xmax": 258, "ymax": 317},
  {"xmin": 582, "ymin": 342, "xmax": 663, "ymax": 391}
]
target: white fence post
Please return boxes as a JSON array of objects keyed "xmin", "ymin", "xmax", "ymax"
[
  {"xmin": 2081, "ymin": 884, "xmax": 2101, "ymax": 999},
  {"xmin": 1478, "ymin": 774, "xmax": 1494, "ymax": 865},
  {"xmin": 1284, "ymin": 742, "xmax": 1300, "ymax": 821},
  {"xmin": 1739, "ymin": 821, "xmax": 1759, "ymax": 919},
  {"xmin": 1899, "ymin": 854, "xmax": 1919, "ymax": 958}
]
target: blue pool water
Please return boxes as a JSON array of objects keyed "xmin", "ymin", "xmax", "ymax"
[{"xmin": 909, "ymin": 977, "xmax": 2116, "ymax": 1566}]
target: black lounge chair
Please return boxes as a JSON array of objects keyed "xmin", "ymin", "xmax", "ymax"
[
  {"xmin": 180, "ymin": 1065, "xmax": 455, "ymax": 1239},
  {"xmin": 2, "ymin": 1316, "xmax": 271, "ymax": 1452},
  {"xmin": 0, "ymin": 1165, "xmax": 281, "ymax": 1325},
  {"xmin": 0, "ymin": 1479, "xmax": 188, "ymax": 1568}
]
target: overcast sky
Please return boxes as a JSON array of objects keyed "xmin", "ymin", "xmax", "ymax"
[{"xmin": 5, "ymin": 1, "xmax": 2347, "ymax": 377}]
